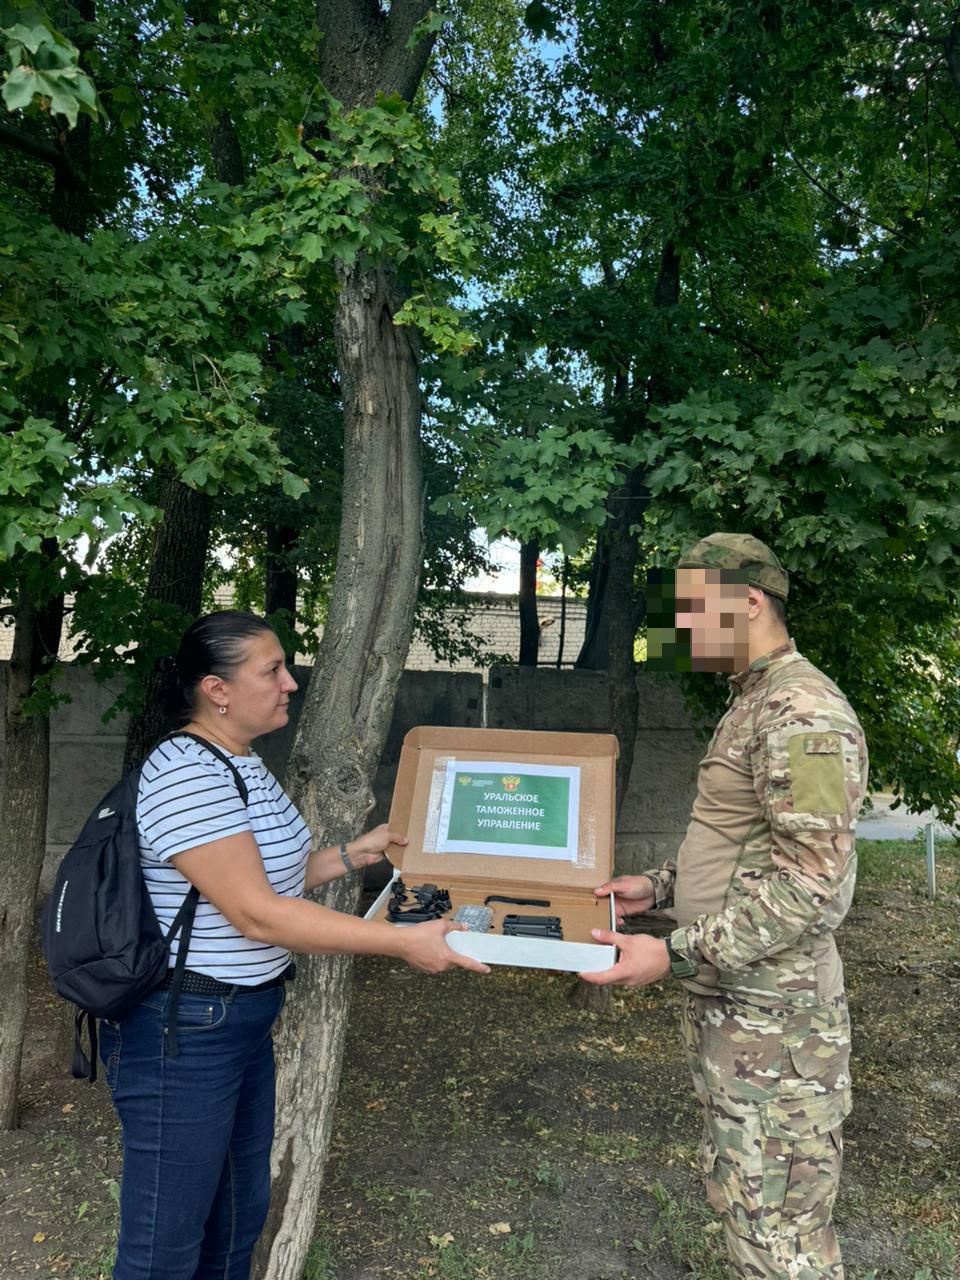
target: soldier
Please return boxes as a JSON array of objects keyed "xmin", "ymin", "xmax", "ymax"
[{"xmin": 581, "ymin": 533, "xmax": 868, "ymax": 1280}]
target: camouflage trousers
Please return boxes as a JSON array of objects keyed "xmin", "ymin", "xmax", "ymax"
[{"xmin": 680, "ymin": 991, "xmax": 852, "ymax": 1279}]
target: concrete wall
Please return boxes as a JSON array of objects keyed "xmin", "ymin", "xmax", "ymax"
[
  {"xmin": 0, "ymin": 662, "xmax": 705, "ymax": 897},
  {"xmin": 486, "ymin": 666, "xmax": 704, "ymax": 872}
]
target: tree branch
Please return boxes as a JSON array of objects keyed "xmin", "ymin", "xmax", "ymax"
[
  {"xmin": 0, "ymin": 121, "xmax": 78, "ymax": 182},
  {"xmin": 872, "ymin": 25, "xmax": 941, "ymax": 47},
  {"xmin": 786, "ymin": 150, "xmax": 902, "ymax": 239},
  {"xmin": 702, "ymin": 324, "xmax": 777, "ymax": 370},
  {"xmin": 945, "ymin": 15, "xmax": 960, "ymax": 98},
  {"xmin": 932, "ymin": 101, "xmax": 960, "ymax": 147},
  {"xmin": 383, "ymin": 0, "xmax": 438, "ymax": 102},
  {"xmin": 385, "ymin": 0, "xmax": 434, "ymax": 50}
]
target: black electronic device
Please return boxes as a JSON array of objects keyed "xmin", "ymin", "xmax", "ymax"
[
  {"xmin": 386, "ymin": 878, "xmax": 452, "ymax": 924},
  {"xmin": 501, "ymin": 914, "xmax": 563, "ymax": 940}
]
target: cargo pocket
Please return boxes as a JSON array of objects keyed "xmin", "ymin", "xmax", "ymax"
[
  {"xmin": 779, "ymin": 999, "xmax": 851, "ymax": 1100},
  {"xmin": 699, "ymin": 1135, "xmax": 727, "ymax": 1215},
  {"xmin": 758, "ymin": 1090, "xmax": 848, "ymax": 1237},
  {"xmin": 759, "ymin": 1088, "xmax": 851, "ymax": 1142},
  {"xmin": 757, "ymin": 1001, "xmax": 850, "ymax": 1237}
]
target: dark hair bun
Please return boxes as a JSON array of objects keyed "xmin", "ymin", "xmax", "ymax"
[{"xmin": 154, "ymin": 611, "xmax": 273, "ymax": 727}]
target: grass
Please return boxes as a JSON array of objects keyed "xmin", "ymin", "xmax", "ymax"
[
  {"xmin": 907, "ymin": 1225, "xmax": 960, "ymax": 1276},
  {"xmin": 4, "ymin": 833, "xmax": 957, "ymax": 1280},
  {"xmin": 642, "ymin": 1181, "xmax": 728, "ymax": 1280},
  {"xmin": 413, "ymin": 1231, "xmax": 541, "ymax": 1280},
  {"xmin": 303, "ymin": 1238, "xmax": 337, "ymax": 1280},
  {"xmin": 297, "ymin": 837, "xmax": 959, "ymax": 1279},
  {"xmin": 69, "ymin": 1242, "xmax": 116, "ymax": 1280},
  {"xmin": 532, "ymin": 1159, "xmax": 565, "ymax": 1195},
  {"xmin": 857, "ymin": 836, "xmax": 960, "ymax": 890}
]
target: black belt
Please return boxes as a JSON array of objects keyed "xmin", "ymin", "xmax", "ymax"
[{"xmin": 159, "ymin": 964, "xmax": 296, "ymax": 997}]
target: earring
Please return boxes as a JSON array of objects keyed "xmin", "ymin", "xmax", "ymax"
[{"xmin": 218, "ymin": 705, "xmax": 227, "ymax": 715}]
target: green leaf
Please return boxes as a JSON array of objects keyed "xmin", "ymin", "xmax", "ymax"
[
  {"xmin": 405, "ymin": 11, "xmax": 450, "ymax": 51},
  {"xmin": 2, "ymin": 65, "xmax": 38, "ymax": 112},
  {"xmin": 36, "ymin": 69, "xmax": 79, "ymax": 126},
  {"xmin": 523, "ymin": 0, "xmax": 560, "ymax": 39},
  {"xmin": 280, "ymin": 470, "xmax": 309, "ymax": 500},
  {"xmin": 294, "ymin": 232, "xmax": 327, "ymax": 264},
  {"xmin": 1, "ymin": 519, "xmax": 41, "ymax": 557},
  {"xmin": 4, "ymin": 22, "xmax": 49, "ymax": 55}
]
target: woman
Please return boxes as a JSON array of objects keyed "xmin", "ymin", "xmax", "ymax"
[{"xmin": 98, "ymin": 610, "xmax": 486, "ymax": 1280}]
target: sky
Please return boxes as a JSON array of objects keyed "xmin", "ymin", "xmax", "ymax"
[{"xmin": 463, "ymin": 535, "xmax": 521, "ymax": 593}]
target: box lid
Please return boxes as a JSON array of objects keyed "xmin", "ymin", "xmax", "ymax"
[{"xmin": 385, "ymin": 726, "xmax": 618, "ymax": 891}]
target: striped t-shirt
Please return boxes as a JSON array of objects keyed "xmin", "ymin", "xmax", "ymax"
[{"xmin": 137, "ymin": 736, "xmax": 311, "ymax": 984}]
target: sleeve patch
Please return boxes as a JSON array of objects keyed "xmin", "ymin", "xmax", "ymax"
[{"xmin": 788, "ymin": 733, "xmax": 845, "ymax": 814}]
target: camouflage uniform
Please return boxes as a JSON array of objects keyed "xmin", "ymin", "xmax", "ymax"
[{"xmin": 644, "ymin": 593, "xmax": 868, "ymax": 1277}]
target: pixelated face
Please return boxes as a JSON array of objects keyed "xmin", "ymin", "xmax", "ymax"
[{"xmin": 646, "ymin": 568, "xmax": 751, "ymax": 673}]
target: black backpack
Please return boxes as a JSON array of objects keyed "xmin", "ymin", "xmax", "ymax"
[{"xmin": 41, "ymin": 732, "xmax": 248, "ymax": 1081}]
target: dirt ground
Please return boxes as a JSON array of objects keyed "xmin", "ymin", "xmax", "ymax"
[{"xmin": 2, "ymin": 837, "xmax": 958, "ymax": 1280}]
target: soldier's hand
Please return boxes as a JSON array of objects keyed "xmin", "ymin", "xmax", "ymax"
[
  {"xmin": 593, "ymin": 874, "xmax": 656, "ymax": 922},
  {"xmin": 578, "ymin": 931, "xmax": 670, "ymax": 988}
]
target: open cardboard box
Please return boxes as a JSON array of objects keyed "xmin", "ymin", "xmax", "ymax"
[{"xmin": 365, "ymin": 726, "xmax": 619, "ymax": 973}]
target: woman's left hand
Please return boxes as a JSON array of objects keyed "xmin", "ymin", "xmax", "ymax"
[{"xmin": 345, "ymin": 824, "xmax": 407, "ymax": 869}]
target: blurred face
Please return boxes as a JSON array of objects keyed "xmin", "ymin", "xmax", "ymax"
[
  {"xmin": 674, "ymin": 568, "xmax": 751, "ymax": 673},
  {"xmin": 215, "ymin": 630, "xmax": 298, "ymax": 737}
]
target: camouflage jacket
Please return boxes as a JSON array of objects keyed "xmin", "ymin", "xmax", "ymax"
[{"xmin": 646, "ymin": 641, "xmax": 868, "ymax": 1005}]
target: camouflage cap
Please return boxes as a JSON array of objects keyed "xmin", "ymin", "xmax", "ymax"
[{"xmin": 676, "ymin": 532, "xmax": 789, "ymax": 600}]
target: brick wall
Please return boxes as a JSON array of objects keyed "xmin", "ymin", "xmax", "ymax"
[
  {"xmin": 406, "ymin": 593, "xmax": 588, "ymax": 674},
  {"xmin": 0, "ymin": 591, "xmax": 589, "ymax": 677}
]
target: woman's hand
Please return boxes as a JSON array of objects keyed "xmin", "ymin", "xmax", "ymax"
[
  {"xmin": 345, "ymin": 824, "xmax": 407, "ymax": 870},
  {"xmin": 395, "ymin": 919, "xmax": 490, "ymax": 975},
  {"xmin": 305, "ymin": 826, "xmax": 408, "ymax": 891}
]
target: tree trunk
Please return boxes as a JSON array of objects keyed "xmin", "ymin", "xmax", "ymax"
[
  {"xmin": 571, "ymin": 236, "xmax": 680, "ymax": 1008},
  {"xmin": 570, "ymin": 978, "xmax": 612, "ymax": 1012},
  {"xmin": 253, "ymin": 260, "xmax": 424, "ymax": 1280},
  {"xmin": 123, "ymin": 478, "xmax": 213, "ymax": 770},
  {"xmin": 265, "ymin": 523, "xmax": 299, "ymax": 659},
  {"xmin": 556, "ymin": 555, "xmax": 568, "ymax": 668},
  {"xmin": 253, "ymin": 7, "xmax": 439, "ymax": 1273},
  {"xmin": 0, "ymin": 558, "xmax": 64, "ymax": 1128},
  {"xmin": 576, "ymin": 534, "xmax": 611, "ymax": 669},
  {"xmin": 518, "ymin": 537, "xmax": 540, "ymax": 666},
  {"xmin": 607, "ymin": 471, "xmax": 646, "ymax": 812},
  {"xmin": 569, "ymin": 477, "xmax": 644, "ymax": 1016},
  {"xmin": 608, "ymin": 240, "xmax": 678, "ymax": 809},
  {"xmin": 0, "ymin": 0, "xmax": 93, "ymax": 1112}
]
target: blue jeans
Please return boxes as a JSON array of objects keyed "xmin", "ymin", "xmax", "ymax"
[{"xmin": 98, "ymin": 983, "xmax": 285, "ymax": 1280}]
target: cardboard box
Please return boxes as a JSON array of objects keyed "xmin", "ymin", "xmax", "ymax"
[{"xmin": 365, "ymin": 726, "xmax": 618, "ymax": 973}]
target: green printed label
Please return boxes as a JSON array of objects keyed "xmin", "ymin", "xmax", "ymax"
[
  {"xmin": 436, "ymin": 760, "xmax": 581, "ymax": 861},
  {"xmin": 446, "ymin": 771, "xmax": 570, "ymax": 848}
]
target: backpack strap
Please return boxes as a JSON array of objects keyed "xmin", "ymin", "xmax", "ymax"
[
  {"xmin": 159, "ymin": 731, "xmax": 250, "ymax": 807},
  {"xmin": 155, "ymin": 732, "xmax": 251, "ymax": 1057},
  {"xmin": 72, "ymin": 1009, "xmax": 98, "ymax": 1083}
]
